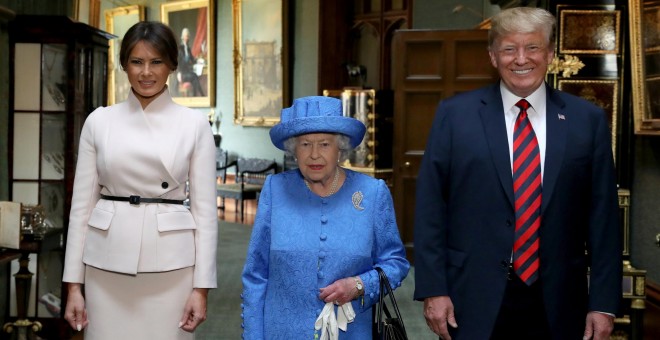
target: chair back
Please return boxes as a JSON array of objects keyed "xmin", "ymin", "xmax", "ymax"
[
  {"xmin": 236, "ymin": 158, "xmax": 278, "ymax": 185},
  {"xmin": 216, "ymin": 148, "xmax": 229, "ymax": 183}
]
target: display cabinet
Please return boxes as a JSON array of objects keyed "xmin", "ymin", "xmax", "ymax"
[
  {"xmin": 322, "ymin": 88, "xmax": 393, "ymax": 184},
  {"xmin": 4, "ymin": 15, "xmax": 112, "ymax": 339},
  {"xmin": 614, "ymin": 188, "xmax": 647, "ymax": 340}
]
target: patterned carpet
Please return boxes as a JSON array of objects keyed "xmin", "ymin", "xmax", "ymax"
[{"xmin": 196, "ymin": 221, "xmax": 437, "ymax": 339}]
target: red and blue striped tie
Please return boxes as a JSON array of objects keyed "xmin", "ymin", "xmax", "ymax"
[{"xmin": 512, "ymin": 99, "xmax": 541, "ymax": 285}]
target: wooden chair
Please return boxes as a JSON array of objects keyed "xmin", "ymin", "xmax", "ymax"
[{"xmin": 216, "ymin": 157, "xmax": 278, "ymax": 222}]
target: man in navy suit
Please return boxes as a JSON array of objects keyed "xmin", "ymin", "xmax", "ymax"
[{"xmin": 413, "ymin": 7, "xmax": 621, "ymax": 340}]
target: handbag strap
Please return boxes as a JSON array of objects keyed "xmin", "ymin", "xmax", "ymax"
[{"xmin": 374, "ymin": 267, "xmax": 407, "ymax": 335}]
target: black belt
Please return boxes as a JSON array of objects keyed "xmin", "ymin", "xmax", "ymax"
[{"xmin": 100, "ymin": 194, "xmax": 185, "ymax": 205}]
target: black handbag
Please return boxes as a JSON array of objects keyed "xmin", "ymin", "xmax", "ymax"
[{"xmin": 372, "ymin": 267, "xmax": 408, "ymax": 340}]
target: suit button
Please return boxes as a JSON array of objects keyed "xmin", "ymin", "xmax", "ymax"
[
  {"xmin": 500, "ymin": 260, "xmax": 509, "ymax": 268},
  {"xmin": 162, "ymin": 182, "xmax": 169, "ymax": 189},
  {"xmin": 506, "ymin": 220, "xmax": 512, "ymax": 227}
]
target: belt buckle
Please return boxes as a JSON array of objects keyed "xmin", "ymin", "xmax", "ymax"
[{"xmin": 129, "ymin": 195, "xmax": 141, "ymax": 205}]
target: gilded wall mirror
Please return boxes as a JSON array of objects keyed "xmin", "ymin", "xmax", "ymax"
[{"xmin": 630, "ymin": 0, "xmax": 660, "ymax": 134}]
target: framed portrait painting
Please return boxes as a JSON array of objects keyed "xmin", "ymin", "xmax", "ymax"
[
  {"xmin": 162, "ymin": 0, "xmax": 216, "ymax": 107},
  {"xmin": 233, "ymin": 0, "xmax": 291, "ymax": 126},
  {"xmin": 105, "ymin": 5, "xmax": 145, "ymax": 105}
]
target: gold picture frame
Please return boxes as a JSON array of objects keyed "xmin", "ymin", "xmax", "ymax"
[
  {"xmin": 162, "ymin": 0, "xmax": 216, "ymax": 108},
  {"xmin": 105, "ymin": 5, "xmax": 145, "ymax": 105},
  {"xmin": 630, "ymin": 0, "xmax": 660, "ymax": 134},
  {"xmin": 559, "ymin": 9, "xmax": 621, "ymax": 55},
  {"xmin": 557, "ymin": 79, "xmax": 618, "ymax": 158},
  {"xmin": 233, "ymin": 0, "xmax": 290, "ymax": 126}
]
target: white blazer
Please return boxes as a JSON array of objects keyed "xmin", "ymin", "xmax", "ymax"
[{"xmin": 62, "ymin": 89, "xmax": 218, "ymax": 288}]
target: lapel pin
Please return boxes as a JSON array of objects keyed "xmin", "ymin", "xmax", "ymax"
[{"xmin": 558, "ymin": 113, "xmax": 565, "ymax": 120}]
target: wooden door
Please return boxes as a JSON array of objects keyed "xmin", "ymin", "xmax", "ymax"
[{"xmin": 392, "ymin": 29, "xmax": 499, "ymax": 262}]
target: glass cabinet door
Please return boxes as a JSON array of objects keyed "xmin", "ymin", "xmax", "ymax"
[{"xmin": 41, "ymin": 44, "xmax": 67, "ymax": 111}]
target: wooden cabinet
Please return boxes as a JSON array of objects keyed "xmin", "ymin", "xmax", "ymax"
[
  {"xmin": 5, "ymin": 15, "xmax": 112, "ymax": 339},
  {"xmin": 615, "ymin": 189, "xmax": 646, "ymax": 340},
  {"xmin": 318, "ymin": 0, "xmax": 412, "ymax": 92}
]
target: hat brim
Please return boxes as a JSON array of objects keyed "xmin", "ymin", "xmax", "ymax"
[{"xmin": 270, "ymin": 116, "xmax": 366, "ymax": 150}]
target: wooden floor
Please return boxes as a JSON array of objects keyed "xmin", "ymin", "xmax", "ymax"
[{"xmin": 217, "ymin": 198, "xmax": 257, "ymax": 225}]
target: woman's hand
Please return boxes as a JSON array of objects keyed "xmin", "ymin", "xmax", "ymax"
[
  {"xmin": 179, "ymin": 288, "xmax": 209, "ymax": 332},
  {"xmin": 64, "ymin": 283, "xmax": 88, "ymax": 331},
  {"xmin": 319, "ymin": 277, "xmax": 362, "ymax": 305}
]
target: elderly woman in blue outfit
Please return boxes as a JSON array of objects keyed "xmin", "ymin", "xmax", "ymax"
[{"xmin": 241, "ymin": 96, "xmax": 410, "ymax": 339}]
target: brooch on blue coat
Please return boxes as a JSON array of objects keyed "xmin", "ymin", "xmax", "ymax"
[{"xmin": 352, "ymin": 191, "xmax": 364, "ymax": 211}]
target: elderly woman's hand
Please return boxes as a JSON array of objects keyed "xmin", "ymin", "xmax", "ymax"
[{"xmin": 319, "ymin": 277, "xmax": 362, "ymax": 305}]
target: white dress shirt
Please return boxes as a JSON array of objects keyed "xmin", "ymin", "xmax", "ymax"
[{"xmin": 501, "ymin": 82, "xmax": 547, "ymax": 182}]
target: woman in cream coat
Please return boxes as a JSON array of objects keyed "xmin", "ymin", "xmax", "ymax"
[{"xmin": 62, "ymin": 22, "xmax": 218, "ymax": 340}]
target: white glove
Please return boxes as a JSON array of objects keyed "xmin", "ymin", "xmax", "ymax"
[{"xmin": 314, "ymin": 302, "xmax": 356, "ymax": 340}]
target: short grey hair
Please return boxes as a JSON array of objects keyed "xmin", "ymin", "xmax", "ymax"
[
  {"xmin": 488, "ymin": 7, "xmax": 556, "ymax": 50},
  {"xmin": 283, "ymin": 134, "xmax": 352, "ymax": 162}
]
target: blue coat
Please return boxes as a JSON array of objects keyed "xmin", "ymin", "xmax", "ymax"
[
  {"xmin": 241, "ymin": 169, "xmax": 410, "ymax": 339},
  {"xmin": 414, "ymin": 83, "xmax": 622, "ymax": 339}
]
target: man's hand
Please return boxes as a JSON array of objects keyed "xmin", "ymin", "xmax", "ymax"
[
  {"xmin": 583, "ymin": 311, "xmax": 614, "ymax": 340},
  {"xmin": 423, "ymin": 296, "xmax": 458, "ymax": 339}
]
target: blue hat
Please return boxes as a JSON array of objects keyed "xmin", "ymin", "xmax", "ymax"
[{"xmin": 269, "ymin": 96, "xmax": 366, "ymax": 151}]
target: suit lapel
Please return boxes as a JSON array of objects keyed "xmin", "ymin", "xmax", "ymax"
[
  {"xmin": 132, "ymin": 91, "xmax": 180, "ymax": 191},
  {"xmin": 479, "ymin": 85, "xmax": 515, "ymax": 209},
  {"xmin": 541, "ymin": 86, "xmax": 568, "ymax": 213}
]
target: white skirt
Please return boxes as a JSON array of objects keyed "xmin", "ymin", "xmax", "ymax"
[{"xmin": 83, "ymin": 265, "xmax": 194, "ymax": 340}]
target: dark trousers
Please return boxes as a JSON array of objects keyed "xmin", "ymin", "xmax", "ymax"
[{"xmin": 490, "ymin": 272, "xmax": 551, "ymax": 340}]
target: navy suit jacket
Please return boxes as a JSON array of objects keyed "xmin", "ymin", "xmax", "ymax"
[{"xmin": 413, "ymin": 83, "xmax": 622, "ymax": 339}]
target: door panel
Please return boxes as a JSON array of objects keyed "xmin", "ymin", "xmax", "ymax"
[{"xmin": 392, "ymin": 29, "xmax": 498, "ymax": 262}]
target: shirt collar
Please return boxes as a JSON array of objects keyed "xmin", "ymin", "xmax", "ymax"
[{"xmin": 499, "ymin": 82, "xmax": 546, "ymax": 115}]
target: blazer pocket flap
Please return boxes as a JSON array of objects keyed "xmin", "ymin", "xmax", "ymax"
[
  {"xmin": 157, "ymin": 211, "xmax": 196, "ymax": 232},
  {"xmin": 88, "ymin": 207, "xmax": 114, "ymax": 230}
]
